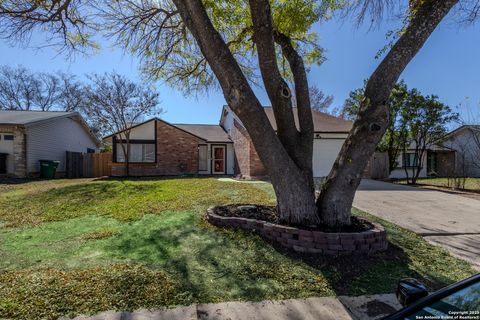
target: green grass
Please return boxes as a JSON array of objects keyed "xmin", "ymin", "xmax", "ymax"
[
  {"xmin": 0, "ymin": 177, "xmax": 476, "ymax": 319},
  {"xmin": 397, "ymin": 177, "xmax": 480, "ymax": 191},
  {"xmin": 0, "ymin": 177, "xmax": 275, "ymax": 228}
]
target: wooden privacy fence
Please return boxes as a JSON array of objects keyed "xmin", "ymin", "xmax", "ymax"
[
  {"xmin": 66, "ymin": 151, "xmax": 112, "ymax": 178},
  {"xmin": 363, "ymin": 152, "xmax": 389, "ymax": 179}
]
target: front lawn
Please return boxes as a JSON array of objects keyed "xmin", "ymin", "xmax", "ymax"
[
  {"xmin": 0, "ymin": 177, "xmax": 476, "ymax": 319},
  {"xmin": 397, "ymin": 177, "xmax": 480, "ymax": 191}
]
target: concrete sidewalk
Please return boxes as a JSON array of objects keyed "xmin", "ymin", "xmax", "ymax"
[{"xmin": 69, "ymin": 294, "xmax": 401, "ymax": 320}]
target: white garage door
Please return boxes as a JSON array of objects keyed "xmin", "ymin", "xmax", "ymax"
[
  {"xmin": 0, "ymin": 133, "xmax": 14, "ymax": 174},
  {"xmin": 312, "ymin": 139, "xmax": 344, "ymax": 177}
]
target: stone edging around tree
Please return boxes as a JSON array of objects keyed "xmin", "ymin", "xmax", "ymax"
[{"xmin": 206, "ymin": 206, "xmax": 388, "ymax": 255}]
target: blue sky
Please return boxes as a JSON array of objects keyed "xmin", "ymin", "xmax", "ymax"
[{"xmin": 0, "ymin": 8, "xmax": 479, "ymax": 125}]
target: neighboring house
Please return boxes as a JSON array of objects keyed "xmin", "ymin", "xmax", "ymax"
[
  {"xmin": 389, "ymin": 144, "xmax": 429, "ymax": 179},
  {"xmin": 389, "ymin": 125, "xmax": 480, "ymax": 179},
  {"xmin": 436, "ymin": 125, "xmax": 480, "ymax": 177},
  {"xmin": 104, "ymin": 106, "xmax": 353, "ymax": 178},
  {"xmin": 0, "ymin": 110, "xmax": 100, "ymax": 178}
]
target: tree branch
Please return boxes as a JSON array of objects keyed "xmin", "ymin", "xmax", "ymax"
[
  {"xmin": 248, "ymin": 0, "xmax": 299, "ymax": 149},
  {"xmin": 171, "ymin": 0, "xmax": 300, "ymax": 181},
  {"xmin": 274, "ymin": 31, "xmax": 314, "ymax": 152},
  {"xmin": 364, "ymin": 0, "xmax": 459, "ymax": 105}
]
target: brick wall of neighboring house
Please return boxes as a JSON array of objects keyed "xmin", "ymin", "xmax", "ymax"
[
  {"xmin": 0, "ymin": 125, "xmax": 27, "ymax": 177},
  {"xmin": 232, "ymin": 120, "xmax": 251, "ymax": 177},
  {"xmin": 232, "ymin": 119, "xmax": 266, "ymax": 178},
  {"xmin": 111, "ymin": 120, "xmax": 202, "ymax": 176},
  {"xmin": 249, "ymin": 139, "xmax": 266, "ymax": 177},
  {"xmin": 13, "ymin": 126, "xmax": 27, "ymax": 177}
]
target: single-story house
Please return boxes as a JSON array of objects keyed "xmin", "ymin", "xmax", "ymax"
[
  {"xmin": 0, "ymin": 110, "xmax": 100, "ymax": 178},
  {"xmin": 104, "ymin": 106, "xmax": 353, "ymax": 178},
  {"xmin": 103, "ymin": 118, "xmax": 235, "ymax": 176},
  {"xmin": 389, "ymin": 125, "xmax": 480, "ymax": 179}
]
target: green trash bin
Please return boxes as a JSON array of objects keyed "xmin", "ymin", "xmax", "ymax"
[{"xmin": 39, "ymin": 160, "xmax": 60, "ymax": 179}]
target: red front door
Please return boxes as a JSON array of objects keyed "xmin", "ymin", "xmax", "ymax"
[{"xmin": 212, "ymin": 146, "xmax": 225, "ymax": 174}]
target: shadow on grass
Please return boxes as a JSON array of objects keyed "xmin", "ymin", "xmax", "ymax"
[
  {"xmin": 275, "ymin": 242, "xmax": 435, "ymax": 295},
  {"xmin": 93, "ymin": 175, "xmax": 227, "ymax": 182},
  {"xmin": 0, "ymin": 178, "xmax": 39, "ymax": 185},
  {"xmin": 104, "ymin": 211, "xmax": 469, "ymax": 303},
  {"xmin": 106, "ymin": 212, "xmax": 332, "ymax": 303}
]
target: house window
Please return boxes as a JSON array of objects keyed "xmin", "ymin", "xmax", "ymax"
[
  {"xmin": 116, "ymin": 143, "xmax": 155, "ymax": 163},
  {"xmin": 403, "ymin": 153, "xmax": 419, "ymax": 168},
  {"xmin": 198, "ymin": 145, "xmax": 208, "ymax": 171},
  {"xmin": 3, "ymin": 135, "xmax": 14, "ymax": 141}
]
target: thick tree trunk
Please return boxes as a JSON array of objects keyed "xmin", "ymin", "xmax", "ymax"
[
  {"xmin": 172, "ymin": 0, "xmax": 320, "ymax": 226},
  {"xmin": 316, "ymin": 0, "xmax": 458, "ymax": 227},
  {"xmin": 317, "ymin": 103, "xmax": 390, "ymax": 227},
  {"xmin": 271, "ymin": 166, "xmax": 318, "ymax": 226}
]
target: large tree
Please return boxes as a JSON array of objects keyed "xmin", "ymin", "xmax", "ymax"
[
  {"xmin": 399, "ymin": 91, "xmax": 458, "ymax": 184},
  {"xmin": 0, "ymin": 0, "xmax": 466, "ymax": 228}
]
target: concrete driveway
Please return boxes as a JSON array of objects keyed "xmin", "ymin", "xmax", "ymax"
[{"xmin": 354, "ymin": 179, "xmax": 480, "ymax": 268}]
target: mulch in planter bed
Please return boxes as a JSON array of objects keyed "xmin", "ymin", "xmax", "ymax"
[{"xmin": 213, "ymin": 204, "xmax": 373, "ymax": 233}]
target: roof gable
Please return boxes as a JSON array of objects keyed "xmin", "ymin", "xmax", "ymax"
[
  {"xmin": 103, "ymin": 118, "xmax": 207, "ymax": 142},
  {"xmin": 441, "ymin": 125, "xmax": 480, "ymax": 141}
]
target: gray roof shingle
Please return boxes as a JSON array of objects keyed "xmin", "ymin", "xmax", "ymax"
[
  {"xmin": 174, "ymin": 124, "xmax": 232, "ymax": 143},
  {"xmin": 0, "ymin": 110, "xmax": 77, "ymax": 126},
  {"xmin": 263, "ymin": 107, "xmax": 352, "ymax": 133}
]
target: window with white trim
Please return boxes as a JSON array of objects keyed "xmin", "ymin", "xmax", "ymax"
[
  {"xmin": 403, "ymin": 153, "xmax": 419, "ymax": 168},
  {"xmin": 116, "ymin": 143, "xmax": 155, "ymax": 163}
]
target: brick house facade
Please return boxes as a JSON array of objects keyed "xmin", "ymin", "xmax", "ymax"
[
  {"xmin": 110, "ymin": 119, "xmax": 204, "ymax": 176},
  {"xmin": 232, "ymin": 119, "xmax": 266, "ymax": 177},
  {"xmin": 0, "ymin": 125, "xmax": 27, "ymax": 177},
  {"xmin": 105, "ymin": 107, "xmax": 355, "ymax": 179},
  {"xmin": 107, "ymin": 118, "xmax": 235, "ymax": 177}
]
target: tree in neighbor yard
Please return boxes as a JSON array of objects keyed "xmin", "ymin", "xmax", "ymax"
[
  {"xmin": 0, "ymin": 65, "xmax": 86, "ymax": 112},
  {"xmin": 341, "ymin": 83, "xmax": 459, "ymax": 178},
  {"xmin": 0, "ymin": 0, "xmax": 471, "ymax": 228},
  {"xmin": 83, "ymin": 72, "xmax": 161, "ymax": 176},
  {"xmin": 399, "ymin": 90, "xmax": 458, "ymax": 184},
  {"xmin": 309, "ymin": 86, "xmax": 334, "ymax": 113}
]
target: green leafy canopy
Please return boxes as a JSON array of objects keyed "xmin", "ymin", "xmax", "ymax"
[{"xmin": 0, "ymin": 0, "xmax": 343, "ymax": 95}]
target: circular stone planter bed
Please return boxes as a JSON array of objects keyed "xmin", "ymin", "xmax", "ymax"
[{"xmin": 206, "ymin": 204, "xmax": 388, "ymax": 255}]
